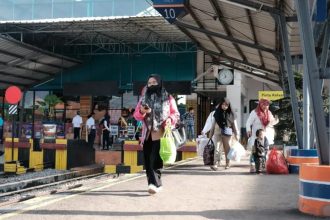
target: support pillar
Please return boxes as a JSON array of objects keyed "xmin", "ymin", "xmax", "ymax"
[
  {"xmin": 277, "ymin": 14, "xmax": 303, "ymax": 149},
  {"xmin": 295, "ymin": 0, "xmax": 329, "ymax": 164}
]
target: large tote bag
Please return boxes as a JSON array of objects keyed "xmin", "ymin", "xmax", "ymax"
[
  {"xmin": 160, "ymin": 127, "xmax": 177, "ymax": 164},
  {"xmin": 172, "ymin": 123, "xmax": 187, "ymax": 149},
  {"xmin": 203, "ymin": 139, "xmax": 215, "ymax": 165}
]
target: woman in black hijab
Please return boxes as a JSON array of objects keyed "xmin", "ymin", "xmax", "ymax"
[{"xmin": 210, "ymin": 97, "xmax": 239, "ymax": 170}]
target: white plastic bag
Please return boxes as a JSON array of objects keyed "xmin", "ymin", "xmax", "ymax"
[
  {"xmin": 247, "ymin": 137, "xmax": 254, "ymax": 151},
  {"xmin": 196, "ymin": 135, "xmax": 209, "ymax": 156},
  {"xmin": 227, "ymin": 140, "xmax": 246, "ymax": 162}
]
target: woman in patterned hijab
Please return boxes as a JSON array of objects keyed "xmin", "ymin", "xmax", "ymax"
[{"xmin": 134, "ymin": 74, "xmax": 179, "ymax": 195}]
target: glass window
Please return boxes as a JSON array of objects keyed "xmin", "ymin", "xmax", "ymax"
[
  {"xmin": 65, "ymin": 96, "xmax": 80, "ymax": 121},
  {"xmin": 24, "ymin": 91, "xmax": 33, "ymax": 109},
  {"xmin": 33, "ymin": 0, "xmax": 52, "ymax": 19},
  {"xmin": 34, "ymin": 91, "xmax": 49, "ymax": 122},
  {"xmin": 53, "ymin": 91, "xmax": 64, "ymax": 122},
  {"xmin": 109, "ymin": 95, "xmax": 121, "ymax": 109},
  {"xmin": 93, "ymin": 0, "xmax": 113, "ymax": 17},
  {"xmin": 64, "ymin": 96, "xmax": 80, "ymax": 140},
  {"xmin": 123, "ymin": 91, "xmax": 138, "ymax": 110},
  {"xmin": 23, "ymin": 91, "xmax": 33, "ymax": 124}
]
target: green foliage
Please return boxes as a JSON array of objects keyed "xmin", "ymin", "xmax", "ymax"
[
  {"xmin": 36, "ymin": 94, "xmax": 63, "ymax": 120},
  {"xmin": 274, "ymin": 72, "xmax": 329, "ymax": 144}
]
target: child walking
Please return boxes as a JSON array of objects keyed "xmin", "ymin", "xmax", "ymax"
[{"xmin": 253, "ymin": 129, "xmax": 269, "ymax": 174}]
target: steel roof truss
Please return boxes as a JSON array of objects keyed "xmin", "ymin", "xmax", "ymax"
[
  {"xmin": 0, "ymin": 48, "xmax": 64, "ymax": 70},
  {"xmin": 209, "ymin": 0, "xmax": 247, "ymax": 61},
  {"xmin": 212, "ymin": 56, "xmax": 279, "ymax": 85},
  {"xmin": 246, "ymin": 9, "xmax": 265, "ymax": 67},
  {"xmin": 185, "ymin": 4, "xmax": 224, "ymax": 54},
  {"xmin": 0, "ymin": 71, "xmax": 39, "ymax": 81},
  {"xmin": 175, "ymin": 20, "xmax": 279, "ymax": 56},
  {"xmin": 201, "ymin": 46, "xmax": 278, "ymax": 74}
]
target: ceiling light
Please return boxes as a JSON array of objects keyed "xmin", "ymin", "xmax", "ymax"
[
  {"xmin": 219, "ymin": 0, "xmax": 259, "ymax": 12},
  {"xmin": 252, "ymin": 70, "xmax": 267, "ymax": 76}
]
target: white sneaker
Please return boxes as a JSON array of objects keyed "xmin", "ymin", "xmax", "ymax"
[{"xmin": 148, "ymin": 184, "xmax": 158, "ymax": 195}]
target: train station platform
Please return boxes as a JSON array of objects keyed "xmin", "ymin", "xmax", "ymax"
[{"xmin": 0, "ymin": 156, "xmax": 317, "ymax": 220}]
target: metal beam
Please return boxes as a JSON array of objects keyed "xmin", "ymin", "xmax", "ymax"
[
  {"xmin": 212, "ymin": 58, "xmax": 280, "ymax": 86},
  {"xmin": 201, "ymin": 46, "xmax": 278, "ymax": 74},
  {"xmin": 219, "ymin": 0, "xmax": 281, "ymax": 15},
  {"xmin": 277, "ymin": 14, "xmax": 303, "ymax": 149},
  {"xmin": 175, "ymin": 20, "xmax": 279, "ymax": 56},
  {"xmin": 295, "ymin": 0, "xmax": 329, "ymax": 164},
  {"xmin": 0, "ymin": 49, "xmax": 65, "ymax": 70},
  {"xmin": 246, "ymin": 9, "xmax": 265, "ymax": 67},
  {"xmin": 0, "ymin": 79, "xmax": 28, "ymax": 87},
  {"xmin": 185, "ymin": 4, "xmax": 224, "ymax": 54},
  {"xmin": 209, "ymin": 0, "xmax": 247, "ymax": 61},
  {"xmin": 320, "ymin": 19, "xmax": 330, "ymax": 79},
  {"xmin": 0, "ymin": 71, "xmax": 38, "ymax": 82},
  {"xmin": 0, "ymin": 60, "xmax": 53, "ymax": 76}
]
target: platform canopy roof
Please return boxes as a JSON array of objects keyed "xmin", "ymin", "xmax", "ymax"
[
  {"xmin": 165, "ymin": 0, "xmax": 305, "ymax": 86},
  {"xmin": 0, "ymin": 35, "xmax": 80, "ymax": 90},
  {"xmin": 0, "ymin": 15, "xmax": 194, "ymax": 57}
]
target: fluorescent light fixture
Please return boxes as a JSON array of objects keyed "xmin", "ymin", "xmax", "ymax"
[
  {"xmin": 219, "ymin": 0, "xmax": 260, "ymax": 12},
  {"xmin": 252, "ymin": 70, "xmax": 267, "ymax": 76}
]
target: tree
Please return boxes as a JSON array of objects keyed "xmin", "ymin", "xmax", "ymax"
[
  {"xmin": 36, "ymin": 94, "xmax": 63, "ymax": 120},
  {"xmin": 274, "ymin": 72, "xmax": 329, "ymax": 144}
]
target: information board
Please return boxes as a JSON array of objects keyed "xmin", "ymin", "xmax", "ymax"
[
  {"xmin": 110, "ymin": 125, "xmax": 119, "ymax": 136},
  {"xmin": 127, "ymin": 126, "xmax": 135, "ymax": 136},
  {"xmin": 153, "ymin": 0, "xmax": 187, "ymax": 24}
]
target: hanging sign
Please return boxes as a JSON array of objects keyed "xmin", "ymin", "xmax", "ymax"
[
  {"xmin": 258, "ymin": 91, "xmax": 284, "ymax": 101},
  {"xmin": 153, "ymin": 0, "xmax": 187, "ymax": 24},
  {"xmin": 8, "ymin": 105, "xmax": 17, "ymax": 115},
  {"xmin": 5, "ymin": 86, "xmax": 22, "ymax": 104},
  {"xmin": 315, "ymin": 0, "xmax": 327, "ymax": 22}
]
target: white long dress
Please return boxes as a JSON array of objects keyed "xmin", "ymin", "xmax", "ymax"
[{"xmin": 246, "ymin": 110, "xmax": 279, "ymax": 149}]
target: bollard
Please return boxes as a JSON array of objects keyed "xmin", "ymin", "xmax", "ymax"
[
  {"xmin": 287, "ymin": 149, "xmax": 318, "ymax": 173},
  {"xmin": 299, "ymin": 163, "xmax": 330, "ymax": 217}
]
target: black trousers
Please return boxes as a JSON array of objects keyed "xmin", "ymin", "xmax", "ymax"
[
  {"xmin": 88, "ymin": 129, "xmax": 96, "ymax": 148},
  {"xmin": 102, "ymin": 130, "xmax": 110, "ymax": 149},
  {"xmin": 74, "ymin": 127, "xmax": 80, "ymax": 139},
  {"xmin": 143, "ymin": 135, "xmax": 163, "ymax": 187},
  {"xmin": 253, "ymin": 154, "xmax": 265, "ymax": 173}
]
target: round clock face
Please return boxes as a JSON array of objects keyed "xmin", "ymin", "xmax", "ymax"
[{"xmin": 219, "ymin": 69, "xmax": 234, "ymax": 85}]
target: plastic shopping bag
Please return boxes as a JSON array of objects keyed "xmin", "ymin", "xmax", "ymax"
[
  {"xmin": 266, "ymin": 149, "xmax": 289, "ymax": 174},
  {"xmin": 247, "ymin": 137, "xmax": 254, "ymax": 151},
  {"xmin": 160, "ymin": 127, "xmax": 177, "ymax": 164},
  {"xmin": 227, "ymin": 139, "xmax": 246, "ymax": 162},
  {"xmin": 196, "ymin": 135, "xmax": 209, "ymax": 156}
]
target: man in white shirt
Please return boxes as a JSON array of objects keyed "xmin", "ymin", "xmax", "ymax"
[
  {"xmin": 72, "ymin": 111, "xmax": 83, "ymax": 139},
  {"xmin": 86, "ymin": 112, "xmax": 96, "ymax": 148}
]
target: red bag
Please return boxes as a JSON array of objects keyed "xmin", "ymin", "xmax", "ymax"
[{"xmin": 266, "ymin": 149, "xmax": 289, "ymax": 174}]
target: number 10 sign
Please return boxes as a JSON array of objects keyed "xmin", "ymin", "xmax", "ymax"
[{"xmin": 153, "ymin": 0, "xmax": 187, "ymax": 24}]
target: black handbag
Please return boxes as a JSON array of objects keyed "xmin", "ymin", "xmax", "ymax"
[
  {"xmin": 172, "ymin": 123, "xmax": 187, "ymax": 149},
  {"xmin": 203, "ymin": 139, "xmax": 215, "ymax": 165}
]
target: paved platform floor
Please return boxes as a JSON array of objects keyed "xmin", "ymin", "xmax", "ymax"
[{"xmin": 0, "ymin": 156, "xmax": 323, "ymax": 220}]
